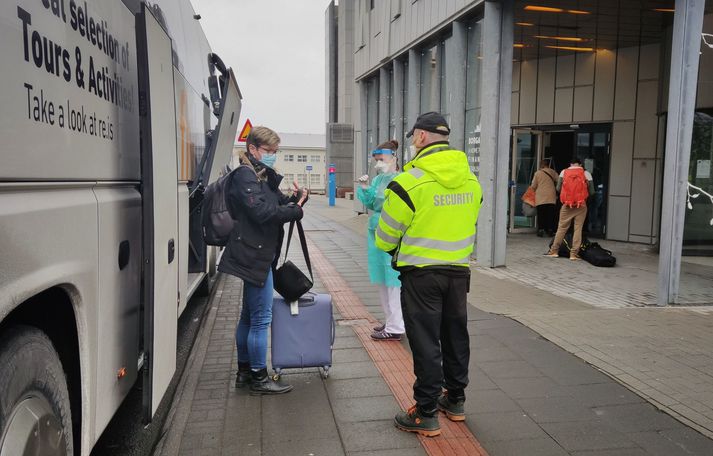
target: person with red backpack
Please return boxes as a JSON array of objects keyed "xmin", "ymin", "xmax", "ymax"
[{"xmin": 545, "ymin": 157, "xmax": 594, "ymax": 260}]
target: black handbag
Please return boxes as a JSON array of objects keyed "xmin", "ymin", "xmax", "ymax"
[{"xmin": 273, "ymin": 220, "xmax": 314, "ymax": 301}]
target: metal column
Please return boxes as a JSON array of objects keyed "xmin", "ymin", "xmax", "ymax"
[
  {"xmin": 448, "ymin": 21, "xmax": 468, "ymax": 151},
  {"xmin": 477, "ymin": 0, "xmax": 513, "ymax": 268},
  {"xmin": 658, "ymin": 0, "xmax": 705, "ymax": 306},
  {"xmin": 392, "ymin": 60, "xmax": 405, "ymax": 146},
  {"xmin": 407, "ymin": 49, "xmax": 421, "ymax": 137},
  {"xmin": 379, "ymin": 67, "xmax": 390, "ymax": 144}
]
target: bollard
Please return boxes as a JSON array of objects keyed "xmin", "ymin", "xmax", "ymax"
[{"xmin": 328, "ymin": 163, "xmax": 336, "ymax": 207}]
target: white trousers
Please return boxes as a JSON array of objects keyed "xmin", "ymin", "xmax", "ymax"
[{"xmin": 378, "ymin": 285, "xmax": 405, "ymax": 334}]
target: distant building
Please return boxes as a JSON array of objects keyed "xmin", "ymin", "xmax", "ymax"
[
  {"xmin": 276, "ymin": 133, "xmax": 327, "ymax": 194},
  {"xmin": 231, "ymin": 133, "xmax": 327, "ymax": 194}
]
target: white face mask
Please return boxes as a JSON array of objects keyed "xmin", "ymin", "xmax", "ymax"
[{"xmin": 374, "ymin": 161, "xmax": 390, "ymax": 173}]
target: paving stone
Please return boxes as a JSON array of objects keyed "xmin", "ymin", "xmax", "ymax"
[
  {"xmin": 468, "ymin": 411, "xmax": 548, "ymax": 443},
  {"xmin": 494, "ymin": 376, "xmax": 574, "ymax": 399},
  {"xmin": 467, "ymin": 389, "xmax": 523, "ymax": 414},
  {"xmin": 326, "ymin": 377, "xmax": 393, "ymax": 399},
  {"xmin": 347, "ymin": 448, "xmax": 427, "ymax": 456},
  {"xmin": 478, "ymin": 359, "xmax": 545, "ymax": 379},
  {"xmin": 541, "ymin": 420, "xmax": 640, "ymax": 452},
  {"xmin": 339, "ymin": 420, "xmax": 423, "ymax": 453},
  {"xmin": 332, "ymin": 396, "xmax": 400, "ymax": 423},
  {"xmin": 263, "ymin": 438, "xmax": 346, "ymax": 456},
  {"xmin": 333, "ymin": 347, "xmax": 373, "ymax": 363},
  {"xmin": 517, "ymin": 397, "xmax": 599, "ymax": 423},
  {"xmin": 592, "ymin": 403, "xmax": 685, "ymax": 433},
  {"xmin": 328, "ymin": 361, "xmax": 381, "ymax": 380},
  {"xmin": 482, "ymin": 437, "xmax": 569, "ymax": 456}
]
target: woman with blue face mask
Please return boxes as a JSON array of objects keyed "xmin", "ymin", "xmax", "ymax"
[
  {"xmin": 356, "ymin": 140, "xmax": 405, "ymax": 340},
  {"xmin": 219, "ymin": 126, "xmax": 308, "ymax": 395}
]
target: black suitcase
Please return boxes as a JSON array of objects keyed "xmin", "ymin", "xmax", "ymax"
[{"xmin": 580, "ymin": 242, "xmax": 616, "ymax": 267}]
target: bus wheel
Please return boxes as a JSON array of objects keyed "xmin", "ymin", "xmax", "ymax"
[{"xmin": 0, "ymin": 326, "xmax": 74, "ymax": 456}]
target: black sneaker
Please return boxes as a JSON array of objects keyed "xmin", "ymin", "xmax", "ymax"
[
  {"xmin": 394, "ymin": 405, "xmax": 441, "ymax": 437},
  {"xmin": 370, "ymin": 330, "xmax": 402, "ymax": 341},
  {"xmin": 437, "ymin": 393, "xmax": 465, "ymax": 422},
  {"xmin": 249, "ymin": 369, "xmax": 293, "ymax": 395}
]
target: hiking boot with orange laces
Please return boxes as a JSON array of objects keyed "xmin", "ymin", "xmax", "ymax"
[
  {"xmin": 394, "ymin": 405, "xmax": 441, "ymax": 437},
  {"xmin": 437, "ymin": 392, "xmax": 466, "ymax": 422}
]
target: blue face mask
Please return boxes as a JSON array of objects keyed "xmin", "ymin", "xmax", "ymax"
[{"xmin": 260, "ymin": 153, "xmax": 277, "ymax": 168}]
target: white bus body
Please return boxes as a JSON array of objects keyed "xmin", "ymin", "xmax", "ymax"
[{"xmin": 0, "ymin": 0, "xmax": 241, "ymax": 454}]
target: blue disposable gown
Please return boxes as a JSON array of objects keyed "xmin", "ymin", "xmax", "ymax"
[{"xmin": 356, "ymin": 172, "xmax": 401, "ymax": 287}]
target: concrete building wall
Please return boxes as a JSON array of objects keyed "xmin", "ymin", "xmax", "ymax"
[
  {"xmin": 512, "ymin": 44, "xmax": 664, "ymax": 244},
  {"xmin": 353, "ymin": 0, "xmax": 482, "ymax": 80}
]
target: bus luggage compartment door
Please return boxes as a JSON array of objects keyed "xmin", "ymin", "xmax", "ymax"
[{"xmin": 137, "ymin": 5, "xmax": 179, "ymax": 422}]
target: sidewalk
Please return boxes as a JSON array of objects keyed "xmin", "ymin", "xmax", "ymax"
[{"xmin": 155, "ymin": 195, "xmax": 713, "ymax": 455}]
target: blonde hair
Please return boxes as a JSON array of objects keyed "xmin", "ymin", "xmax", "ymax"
[{"xmin": 246, "ymin": 126, "xmax": 280, "ymax": 151}]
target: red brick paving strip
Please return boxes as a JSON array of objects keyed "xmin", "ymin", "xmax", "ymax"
[{"xmin": 307, "ymin": 238, "xmax": 489, "ymax": 456}]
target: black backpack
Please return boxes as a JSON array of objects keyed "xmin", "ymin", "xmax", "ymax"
[
  {"xmin": 580, "ymin": 242, "xmax": 617, "ymax": 267},
  {"xmin": 201, "ymin": 167, "xmax": 241, "ymax": 246}
]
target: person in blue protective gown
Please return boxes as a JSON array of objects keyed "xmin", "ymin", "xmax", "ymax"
[{"xmin": 356, "ymin": 140, "xmax": 405, "ymax": 341}]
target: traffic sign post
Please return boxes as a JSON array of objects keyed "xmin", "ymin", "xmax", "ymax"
[{"xmin": 306, "ymin": 165, "xmax": 313, "ymax": 192}]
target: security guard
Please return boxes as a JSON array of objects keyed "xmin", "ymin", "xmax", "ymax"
[{"xmin": 375, "ymin": 111, "xmax": 482, "ymax": 437}]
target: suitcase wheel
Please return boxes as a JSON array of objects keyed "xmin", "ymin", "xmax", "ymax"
[
  {"xmin": 272, "ymin": 369, "xmax": 282, "ymax": 381},
  {"xmin": 321, "ymin": 366, "xmax": 330, "ymax": 379}
]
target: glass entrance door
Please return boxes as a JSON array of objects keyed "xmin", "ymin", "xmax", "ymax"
[
  {"xmin": 510, "ymin": 129, "xmax": 542, "ymax": 232},
  {"xmin": 575, "ymin": 130, "xmax": 610, "ymax": 238}
]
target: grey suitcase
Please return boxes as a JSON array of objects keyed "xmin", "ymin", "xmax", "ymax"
[{"xmin": 271, "ymin": 292, "xmax": 335, "ymax": 378}]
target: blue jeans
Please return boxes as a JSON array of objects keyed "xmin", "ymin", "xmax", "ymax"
[{"xmin": 236, "ymin": 269, "xmax": 274, "ymax": 370}]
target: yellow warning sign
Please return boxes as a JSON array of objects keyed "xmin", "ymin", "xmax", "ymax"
[{"xmin": 237, "ymin": 119, "xmax": 252, "ymax": 142}]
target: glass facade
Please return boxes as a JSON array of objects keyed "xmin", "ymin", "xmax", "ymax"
[
  {"xmin": 465, "ymin": 18, "xmax": 483, "ymax": 176},
  {"xmin": 420, "ymin": 44, "xmax": 440, "ymax": 113},
  {"xmin": 679, "ymin": 6, "xmax": 713, "ymax": 304}
]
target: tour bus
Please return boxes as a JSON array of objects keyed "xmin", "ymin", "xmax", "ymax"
[{"xmin": 0, "ymin": 0, "xmax": 241, "ymax": 454}]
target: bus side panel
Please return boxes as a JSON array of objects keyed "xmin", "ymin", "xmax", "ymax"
[
  {"xmin": 0, "ymin": 186, "xmax": 100, "ymax": 453},
  {"xmin": 92, "ymin": 186, "xmax": 141, "ymax": 438},
  {"xmin": 0, "ymin": 1, "xmax": 139, "ymax": 181}
]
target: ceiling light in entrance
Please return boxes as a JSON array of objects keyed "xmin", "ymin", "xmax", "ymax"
[
  {"xmin": 535, "ymin": 35, "xmax": 587, "ymax": 42},
  {"xmin": 545, "ymin": 45, "xmax": 595, "ymax": 52},
  {"xmin": 524, "ymin": 5, "xmax": 591, "ymax": 14},
  {"xmin": 653, "ymin": 8, "xmax": 675, "ymax": 13},
  {"xmin": 513, "ymin": 43, "xmax": 526, "ymax": 48},
  {"xmin": 516, "ymin": 22, "xmax": 535, "ymax": 26}
]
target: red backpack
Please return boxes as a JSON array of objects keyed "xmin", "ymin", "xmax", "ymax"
[{"xmin": 559, "ymin": 167, "xmax": 588, "ymax": 208}]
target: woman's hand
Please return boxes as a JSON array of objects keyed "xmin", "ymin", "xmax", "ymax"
[{"xmin": 297, "ymin": 188, "xmax": 309, "ymax": 207}]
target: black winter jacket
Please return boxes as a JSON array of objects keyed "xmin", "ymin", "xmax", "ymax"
[{"xmin": 217, "ymin": 155, "xmax": 303, "ymax": 287}]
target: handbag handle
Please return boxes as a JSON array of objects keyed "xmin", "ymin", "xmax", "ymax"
[{"xmin": 282, "ymin": 220, "xmax": 314, "ymax": 282}]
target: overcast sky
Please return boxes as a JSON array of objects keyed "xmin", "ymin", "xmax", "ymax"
[{"xmin": 191, "ymin": 0, "xmax": 331, "ymax": 136}]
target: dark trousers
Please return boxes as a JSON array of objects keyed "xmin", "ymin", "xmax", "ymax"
[
  {"xmin": 537, "ymin": 203, "xmax": 557, "ymax": 233},
  {"xmin": 400, "ymin": 268, "xmax": 470, "ymax": 412}
]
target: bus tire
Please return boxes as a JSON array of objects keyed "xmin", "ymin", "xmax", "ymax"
[{"xmin": 0, "ymin": 325, "xmax": 74, "ymax": 456}]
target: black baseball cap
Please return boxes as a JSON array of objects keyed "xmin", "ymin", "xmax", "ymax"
[{"xmin": 406, "ymin": 111, "xmax": 451, "ymax": 138}]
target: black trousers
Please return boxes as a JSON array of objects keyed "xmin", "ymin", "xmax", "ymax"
[
  {"xmin": 537, "ymin": 203, "xmax": 557, "ymax": 233},
  {"xmin": 400, "ymin": 268, "xmax": 470, "ymax": 412}
]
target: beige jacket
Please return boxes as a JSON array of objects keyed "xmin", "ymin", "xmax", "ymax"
[{"xmin": 531, "ymin": 168, "xmax": 558, "ymax": 205}]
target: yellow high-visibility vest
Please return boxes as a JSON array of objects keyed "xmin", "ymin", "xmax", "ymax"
[{"xmin": 375, "ymin": 142, "xmax": 483, "ymax": 268}]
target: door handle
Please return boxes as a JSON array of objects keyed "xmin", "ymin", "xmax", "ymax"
[{"xmin": 168, "ymin": 239, "xmax": 175, "ymax": 264}]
